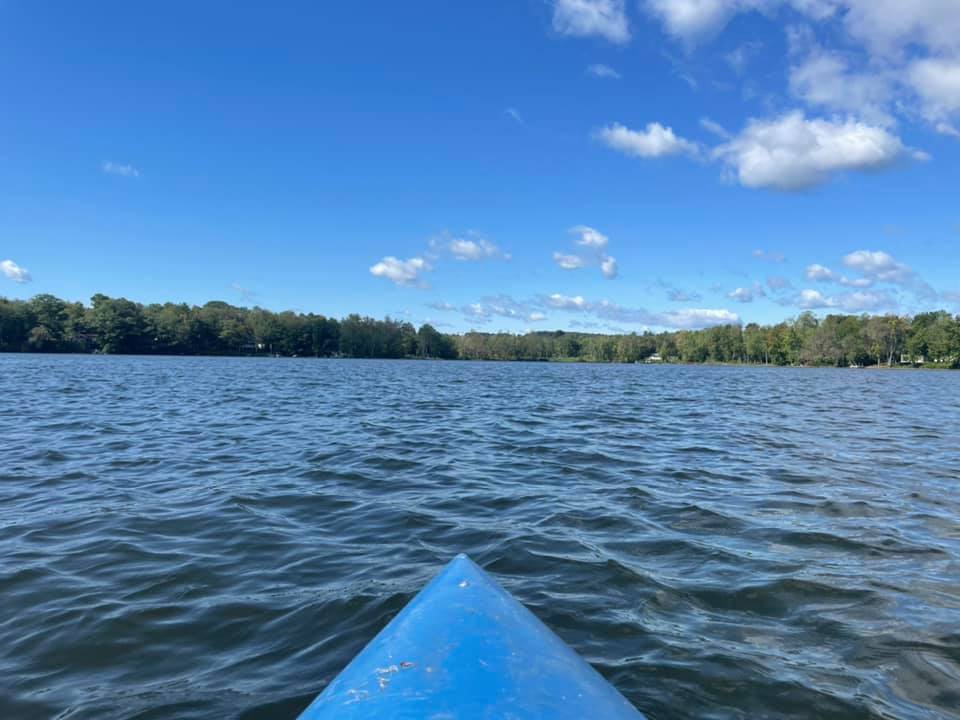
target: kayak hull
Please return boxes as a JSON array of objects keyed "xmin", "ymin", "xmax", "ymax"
[{"xmin": 298, "ymin": 553, "xmax": 644, "ymax": 719}]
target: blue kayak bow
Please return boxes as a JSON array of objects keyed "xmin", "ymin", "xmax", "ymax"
[{"xmin": 298, "ymin": 553, "xmax": 645, "ymax": 719}]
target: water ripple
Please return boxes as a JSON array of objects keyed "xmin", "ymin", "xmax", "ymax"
[{"xmin": 1, "ymin": 356, "xmax": 959, "ymax": 719}]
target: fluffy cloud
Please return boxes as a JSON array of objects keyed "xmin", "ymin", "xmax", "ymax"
[
  {"xmin": 1, "ymin": 259, "xmax": 31, "ymax": 283},
  {"xmin": 601, "ymin": 256, "xmax": 619, "ymax": 279},
  {"xmin": 714, "ymin": 112, "xmax": 917, "ymax": 191},
  {"xmin": 728, "ymin": 282, "xmax": 767, "ymax": 303},
  {"xmin": 802, "ymin": 250, "xmax": 935, "ymax": 299},
  {"xmin": 570, "ymin": 225, "xmax": 609, "ymax": 249},
  {"xmin": 554, "ymin": 226, "xmax": 618, "ymax": 279},
  {"xmin": 546, "ymin": 292, "xmax": 739, "ymax": 329},
  {"xmin": 644, "ymin": 1, "xmax": 958, "ymax": 52},
  {"xmin": 804, "ymin": 263, "xmax": 873, "ymax": 287},
  {"xmin": 546, "ymin": 293, "xmax": 589, "ymax": 310},
  {"xmin": 842, "ymin": 249, "xmax": 928, "ymax": 290},
  {"xmin": 644, "ymin": 0, "xmax": 738, "ymax": 41},
  {"xmin": 789, "ymin": 51, "xmax": 894, "ymax": 125},
  {"xmin": 596, "ymin": 121, "xmax": 699, "ymax": 158},
  {"xmin": 643, "ymin": 1, "xmax": 960, "ymax": 136},
  {"xmin": 553, "ymin": 0, "xmax": 630, "ymax": 44},
  {"xmin": 449, "ymin": 236, "xmax": 509, "ymax": 261},
  {"xmin": 102, "ymin": 161, "xmax": 140, "ymax": 178},
  {"xmin": 909, "ymin": 57, "xmax": 960, "ymax": 129},
  {"xmin": 461, "ymin": 296, "xmax": 554, "ymax": 325},
  {"xmin": 796, "ymin": 287, "xmax": 896, "ymax": 311},
  {"xmin": 644, "ymin": 0, "xmax": 836, "ymax": 43},
  {"xmin": 839, "ymin": 0, "xmax": 960, "ymax": 58},
  {"xmin": 661, "ymin": 307, "xmax": 741, "ymax": 328},
  {"xmin": 728, "ymin": 287, "xmax": 757, "ymax": 303},
  {"xmin": 464, "ymin": 303, "xmax": 492, "ymax": 323},
  {"xmin": 587, "ymin": 63, "xmax": 621, "ymax": 79},
  {"xmin": 370, "ymin": 256, "xmax": 432, "ymax": 287},
  {"xmin": 461, "ymin": 292, "xmax": 739, "ymax": 330}
]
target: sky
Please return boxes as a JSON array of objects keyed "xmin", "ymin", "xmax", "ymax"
[{"xmin": 1, "ymin": 0, "xmax": 958, "ymax": 333}]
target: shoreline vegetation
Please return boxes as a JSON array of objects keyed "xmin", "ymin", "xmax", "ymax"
[{"xmin": 2, "ymin": 293, "xmax": 959, "ymax": 369}]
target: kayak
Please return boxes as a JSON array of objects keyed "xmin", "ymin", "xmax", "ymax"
[{"xmin": 298, "ymin": 553, "xmax": 645, "ymax": 719}]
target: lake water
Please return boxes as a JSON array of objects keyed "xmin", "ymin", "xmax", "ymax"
[{"xmin": 2, "ymin": 355, "xmax": 959, "ymax": 719}]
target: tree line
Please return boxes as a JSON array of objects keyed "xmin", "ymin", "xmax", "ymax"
[{"xmin": 1, "ymin": 293, "xmax": 958, "ymax": 368}]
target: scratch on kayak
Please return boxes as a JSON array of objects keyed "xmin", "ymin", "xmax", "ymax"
[
  {"xmin": 345, "ymin": 688, "xmax": 369, "ymax": 704},
  {"xmin": 373, "ymin": 660, "xmax": 417, "ymax": 691}
]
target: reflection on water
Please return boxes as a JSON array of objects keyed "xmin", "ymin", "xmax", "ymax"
[{"xmin": 1, "ymin": 355, "xmax": 959, "ymax": 719}]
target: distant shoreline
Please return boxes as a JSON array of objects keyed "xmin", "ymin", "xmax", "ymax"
[
  {"xmin": 2, "ymin": 294, "xmax": 958, "ymax": 369},
  {"xmin": 2, "ymin": 350, "xmax": 957, "ymax": 371}
]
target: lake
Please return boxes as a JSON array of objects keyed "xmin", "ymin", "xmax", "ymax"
[{"xmin": 2, "ymin": 355, "xmax": 959, "ymax": 719}]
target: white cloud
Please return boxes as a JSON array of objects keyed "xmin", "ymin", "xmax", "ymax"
[
  {"xmin": 644, "ymin": 0, "xmax": 736, "ymax": 42},
  {"xmin": 796, "ymin": 287, "xmax": 896, "ymax": 311},
  {"xmin": 789, "ymin": 50, "xmax": 894, "ymax": 125},
  {"xmin": 102, "ymin": 161, "xmax": 140, "ymax": 178},
  {"xmin": 570, "ymin": 225, "xmax": 609, "ymax": 249},
  {"xmin": 839, "ymin": 0, "xmax": 960, "ymax": 58},
  {"xmin": 461, "ymin": 295, "xmax": 554, "ymax": 325},
  {"xmin": 642, "ymin": 0, "xmax": 960, "ymax": 137},
  {"xmin": 553, "ymin": 0, "xmax": 630, "ymax": 44},
  {"xmin": 553, "ymin": 252, "xmax": 586, "ymax": 270},
  {"xmin": 464, "ymin": 303, "xmax": 492, "ymax": 324},
  {"xmin": 798, "ymin": 288, "xmax": 834, "ymax": 308},
  {"xmin": 909, "ymin": 57, "xmax": 960, "ymax": 128},
  {"xmin": 587, "ymin": 63, "xmax": 621, "ymax": 78},
  {"xmin": 596, "ymin": 121, "xmax": 699, "ymax": 158},
  {"xmin": 715, "ymin": 112, "xmax": 916, "ymax": 191},
  {"xmin": 662, "ymin": 308, "xmax": 741, "ymax": 328},
  {"xmin": 546, "ymin": 293, "xmax": 589, "ymax": 310},
  {"xmin": 728, "ymin": 287, "xmax": 756, "ymax": 303},
  {"xmin": 556, "ymin": 226, "xmax": 618, "ymax": 279},
  {"xmin": 601, "ymin": 255, "xmax": 619, "ymax": 279},
  {"xmin": 1, "ymin": 259, "xmax": 31, "ymax": 283},
  {"xmin": 767, "ymin": 275, "xmax": 793, "ymax": 291},
  {"xmin": 370, "ymin": 256, "xmax": 432, "ymax": 287},
  {"xmin": 644, "ymin": 0, "xmax": 836, "ymax": 43},
  {"xmin": 805, "ymin": 263, "xmax": 874, "ymax": 287},
  {"xmin": 804, "ymin": 249, "xmax": 936, "ymax": 302},
  {"xmin": 842, "ymin": 250, "xmax": 917, "ymax": 285},
  {"xmin": 546, "ymin": 292, "xmax": 739, "ymax": 329},
  {"xmin": 449, "ymin": 236, "xmax": 509, "ymax": 261},
  {"xmin": 643, "ymin": 1, "xmax": 960, "ymax": 53}
]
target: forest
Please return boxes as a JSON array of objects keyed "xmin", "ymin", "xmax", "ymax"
[{"xmin": 1, "ymin": 293, "xmax": 959, "ymax": 368}]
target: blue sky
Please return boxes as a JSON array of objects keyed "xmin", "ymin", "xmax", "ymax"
[{"xmin": 1, "ymin": 0, "xmax": 958, "ymax": 332}]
